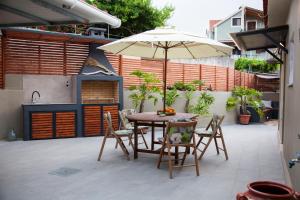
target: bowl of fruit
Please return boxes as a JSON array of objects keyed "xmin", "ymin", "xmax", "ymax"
[{"xmin": 157, "ymin": 107, "xmax": 176, "ymax": 116}]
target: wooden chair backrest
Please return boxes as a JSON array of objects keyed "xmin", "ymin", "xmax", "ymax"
[
  {"xmin": 119, "ymin": 109, "xmax": 135, "ymax": 129},
  {"xmin": 206, "ymin": 114, "xmax": 225, "ymax": 133},
  {"xmin": 166, "ymin": 120, "xmax": 197, "ymax": 144},
  {"xmin": 104, "ymin": 112, "xmax": 114, "ymax": 135}
]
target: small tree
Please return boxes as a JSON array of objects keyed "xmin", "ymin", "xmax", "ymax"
[
  {"xmin": 190, "ymin": 92, "xmax": 215, "ymax": 115},
  {"xmin": 129, "ymin": 70, "xmax": 160, "ymax": 113},
  {"xmin": 226, "ymin": 86, "xmax": 263, "ymax": 116},
  {"xmin": 164, "ymin": 88, "xmax": 179, "ymax": 107},
  {"xmin": 173, "ymin": 80, "xmax": 204, "ymax": 112}
]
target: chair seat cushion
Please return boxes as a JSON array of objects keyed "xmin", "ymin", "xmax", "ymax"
[
  {"xmin": 195, "ymin": 128, "xmax": 213, "ymax": 136},
  {"xmin": 115, "ymin": 129, "xmax": 132, "ymax": 136}
]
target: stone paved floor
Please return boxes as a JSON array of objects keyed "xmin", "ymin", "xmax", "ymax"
[{"xmin": 0, "ymin": 123, "xmax": 285, "ymax": 200}]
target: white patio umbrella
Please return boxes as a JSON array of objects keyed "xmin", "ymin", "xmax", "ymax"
[{"xmin": 98, "ymin": 27, "xmax": 233, "ymax": 111}]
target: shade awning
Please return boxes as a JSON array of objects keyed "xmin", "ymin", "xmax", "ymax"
[
  {"xmin": 230, "ymin": 25, "xmax": 289, "ymax": 63},
  {"xmin": 0, "ymin": 0, "xmax": 121, "ymax": 28},
  {"xmin": 256, "ymin": 73, "xmax": 280, "ymax": 79},
  {"xmin": 230, "ymin": 25, "xmax": 288, "ymax": 52}
]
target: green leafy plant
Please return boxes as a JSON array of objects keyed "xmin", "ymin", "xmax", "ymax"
[
  {"xmin": 173, "ymin": 80, "xmax": 204, "ymax": 112},
  {"xmin": 226, "ymin": 86, "xmax": 263, "ymax": 116},
  {"xmin": 235, "ymin": 58, "xmax": 279, "ymax": 73},
  {"xmin": 129, "ymin": 70, "xmax": 160, "ymax": 113},
  {"xmin": 163, "ymin": 88, "xmax": 179, "ymax": 107},
  {"xmin": 190, "ymin": 92, "xmax": 215, "ymax": 115}
]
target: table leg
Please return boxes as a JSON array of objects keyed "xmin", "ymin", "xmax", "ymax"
[
  {"xmin": 134, "ymin": 122, "xmax": 138, "ymax": 159},
  {"xmin": 151, "ymin": 122, "xmax": 155, "ymax": 150},
  {"xmin": 175, "ymin": 146, "xmax": 179, "ymax": 165}
]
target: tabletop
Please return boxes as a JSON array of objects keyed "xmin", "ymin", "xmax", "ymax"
[{"xmin": 126, "ymin": 112, "xmax": 198, "ymax": 122}]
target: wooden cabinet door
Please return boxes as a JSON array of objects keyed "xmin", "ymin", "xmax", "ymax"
[
  {"xmin": 83, "ymin": 106, "xmax": 101, "ymax": 136},
  {"xmin": 31, "ymin": 112, "xmax": 53, "ymax": 139},
  {"xmin": 56, "ymin": 112, "xmax": 76, "ymax": 138}
]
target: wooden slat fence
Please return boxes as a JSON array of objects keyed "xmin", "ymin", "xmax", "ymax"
[{"xmin": 0, "ymin": 35, "xmax": 257, "ymax": 91}]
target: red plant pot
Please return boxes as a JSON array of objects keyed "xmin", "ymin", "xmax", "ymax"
[
  {"xmin": 239, "ymin": 114, "xmax": 251, "ymax": 125},
  {"xmin": 237, "ymin": 181, "xmax": 300, "ymax": 200}
]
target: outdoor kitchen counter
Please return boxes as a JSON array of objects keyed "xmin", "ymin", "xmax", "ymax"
[{"xmin": 22, "ymin": 103, "xmax": 120, "ymax": 140}]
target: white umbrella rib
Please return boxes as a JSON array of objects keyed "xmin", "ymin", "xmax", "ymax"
[{"xmin": 115, "ymin": 41, "xmax": 137, "ymax": 54}]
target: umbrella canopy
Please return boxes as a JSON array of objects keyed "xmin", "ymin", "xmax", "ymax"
[{"xmin": 98, "ymin": 27, "xmax": 233, "ymax": 111}]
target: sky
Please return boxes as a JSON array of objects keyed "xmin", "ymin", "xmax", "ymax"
[{"xmin": 151, "ymin": 0, "xmax": 263, "ymax": 37}]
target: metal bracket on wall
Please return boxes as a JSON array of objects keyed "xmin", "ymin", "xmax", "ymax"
[{"xmin": 265, "ymin": 49, "xmax": 283, "ymax": 64}]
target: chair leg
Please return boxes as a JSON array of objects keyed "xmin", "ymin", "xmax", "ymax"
[
  {"xmin": 167, "ymin": 144, "xmax": 173, "ymax": 179},
  {"xmin": 97, "ymin": 136, "xmax": 107, "ymax": 161},
  {"xmin": 181, "ymin": 147, "xmax": 188, "ymax": 166},
  {"xmin": 198, "ymin": 136, "xmax": 214, "ymax": 160},
  {"xmin": 116, "ymin": 136, "xmax": 130, "ymax": 160},
  {"xmin": 193, "ymin": 136, "xmax": 203, "ymax": 154},
  {"xmin": 157, "ymin": 142, "xmax": 165, "ymax": 169},
  {"xmin": 128, "ymin": 134, "xmax": 135, "ymax": 151},
  {"xmin": 214, "ymin": 137, "xmax": 220, "ymax": 154},
  {"xmin": 220, "ymin": 133, "xmax": 229, "ymax": 160},
  {"xmin": 193, "ymin": 135, "xmax": 200, "ymax": 176},
  {"xmin": 115, "ymin": 140, "xmax": 118, "ymax": 149},
  {"xmin": 140, "ymin": 130, "xmax": 149, "ymax": 149}
]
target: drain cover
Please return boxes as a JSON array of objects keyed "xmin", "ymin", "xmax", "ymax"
[{"xmin": 49, "ymin": 167, "xmax": 81, "ymax": 177}]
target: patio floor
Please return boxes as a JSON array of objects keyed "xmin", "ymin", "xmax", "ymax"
[{"xmin": 0, "ymin": 123, "xmax": 285, "ymax": 200}]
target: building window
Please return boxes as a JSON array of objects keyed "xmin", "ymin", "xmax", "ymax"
[{"xmin": 232, "ymin": 17, "xmax": 241, "ymax": 26}]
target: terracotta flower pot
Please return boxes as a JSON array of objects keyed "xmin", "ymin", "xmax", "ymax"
[
  {"xmin": 239, "ymin": 114, "xmax": 251, "ymax": 125},
  {"xmin": 237, "ymin": 181, "xmax": 300, "ymax": 200}
]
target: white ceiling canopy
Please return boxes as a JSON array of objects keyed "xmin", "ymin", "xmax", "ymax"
[{"xmin": 0, "ymin": 0, "xmax": 121, "ymax": 28}]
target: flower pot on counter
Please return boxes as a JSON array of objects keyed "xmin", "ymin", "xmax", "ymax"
[
  {"xmin": 239, "ymin": 114, "xmax": 251, "ymax": 125},
  {"xmin": 236, "ymin": 181, "xmax": 300, "ymax": 200}
]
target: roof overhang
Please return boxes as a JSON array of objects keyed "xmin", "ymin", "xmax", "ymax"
[
  {"xmin": 0, "ymin": 0, "xmax": 121, "ymax": 28},
  {"xmin": 230, "ymin": 25, "xmax": 288, "ymax": 63}
]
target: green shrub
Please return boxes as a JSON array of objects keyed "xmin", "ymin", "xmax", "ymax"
[{"xmin": 234, "ymin": 58, "xmax": 279, "ymax": 73}]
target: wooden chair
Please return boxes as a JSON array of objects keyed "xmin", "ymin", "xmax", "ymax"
[
  {"xmin": 119, "ymin": 109, "xmax": 149, "ymax": 149},
  {"xmin": 194, "ymin": 114, "xmax": 228, "ymax": 160},
  {"xmin": 97, "ymin": 112, "xmax": 134, "ymax": 161},
  {"xmin": 157, "ymin": 120, "xmax": 199, "ymax": 179}
]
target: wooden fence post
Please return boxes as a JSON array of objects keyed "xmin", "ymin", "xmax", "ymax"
[
  {"xmin": 226, "ymin": 67, "xmax": 229, "ymax": 91},
  {"xmin": 118, "ymin": 55, "xmax": 123, "ymax": 76},
  {"xmin": 214, "ymin": 66, "xmax": 217, "ymax": 91},
  {"xmin": 199, "ymin": 64, "xmax": 202, "ymax": 90}
]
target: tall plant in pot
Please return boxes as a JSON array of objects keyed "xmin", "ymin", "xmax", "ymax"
[
  {"xmin": 129, "ymin": 70, "xmax": 161, "ymax": 113},
  {"xmin": 226, "ymin": 86, "xmax": 263, "ymax": 125}
]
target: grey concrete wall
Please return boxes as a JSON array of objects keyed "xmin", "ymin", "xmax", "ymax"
[
  {"xmin": 281, "ymin": 0, "xmax": 300, "ymax": 190},
  {"xmin": 23, "ymin": 75, "xmax": 74, "ymax": 104},
  {"xmin": 0, "ymin": 75, "xmax": 75, "ymax": 139},
  {"xmin": 124, "ymin": 90, "xmax": 237, "ymax": 127},
  {"xmin": 0, "ymin": 90, "xmax": 24, "ymax": 139}
]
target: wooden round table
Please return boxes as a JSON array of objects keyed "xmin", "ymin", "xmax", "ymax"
[{"xmin": 127, "ymin": 112, "xmax": 198, "ymax": 159}]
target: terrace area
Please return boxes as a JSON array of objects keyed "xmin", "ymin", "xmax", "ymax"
[{"xmin": 0, "ymin": 122, "xmax": 285, "ymax": 200}]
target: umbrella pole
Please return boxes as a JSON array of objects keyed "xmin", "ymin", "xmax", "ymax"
[{"xmin": 163, "ymin": 47, "xmax": 168, "ymax": 112}]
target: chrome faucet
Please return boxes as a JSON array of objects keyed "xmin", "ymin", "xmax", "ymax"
[
  {"xmin": 31, "ymin": 90, "xmax": 40, "ymax": 104},
  {"xmin": 289, "ymin": 152, "xmax": 300, "ymax": 168}
]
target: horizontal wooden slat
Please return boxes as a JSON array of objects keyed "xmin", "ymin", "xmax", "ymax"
[
  {"xmin": 56, "ymin": 112, "xmax": 76, "ymax": 138},
  {"xmin": 84, "ymin": 106, "xmax": 101, "ymax": 136},
  {"xmin": 31, "ymin": 112, "xmax": 53, "ymax": 139}
]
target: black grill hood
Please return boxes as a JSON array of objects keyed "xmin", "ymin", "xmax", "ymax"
[{"xmin": 79, "ymin": 43, "xmax": 117, "ymax": 76}]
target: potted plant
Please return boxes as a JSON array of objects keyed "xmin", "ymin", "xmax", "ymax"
[{"xmin": 226, "ymin": 86, "xmax": 263, "ymax": 125}]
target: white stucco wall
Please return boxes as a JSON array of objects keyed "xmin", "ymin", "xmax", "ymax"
[{"xmin": 124, "ymin": 90, "xmax": 237, "ymax": 127}]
